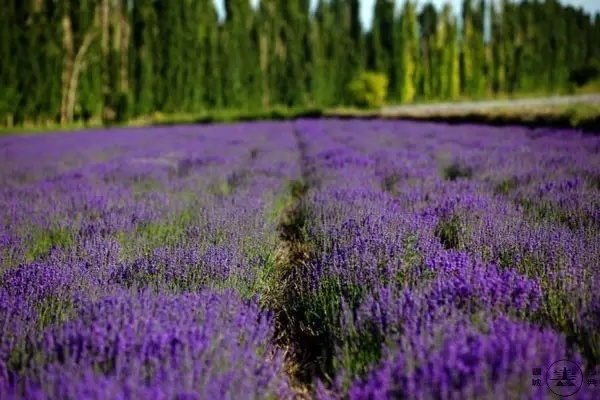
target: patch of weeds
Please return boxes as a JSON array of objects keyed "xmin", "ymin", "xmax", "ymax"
[
  {"xmin": 282, "ymin": 276, "xmax": 365, "ymax": 384},
  {"xmin": 117, "ymin": 209, "xmax": 196, "ymax": 260},
  {"xmin": 110, "ymin": 257, "xmax": 163, "ymax": 291},
  {"xmin": 8, "ymin": 326, "xmax": 119, "ymax": 385},
  {"xmin": 173, "ymin": 189, "xmax": 203, "ymax": 206},
  {"xmin": 440, "ymin": 162, "xmax": 473, "ymax": 181},
  {"xmin": 0, "ymin": 239, "xmax": 21, "ymax": 272},
  {"xmin": 334, "ymin": 313, "xmax": 384, "ymax": 384},
  {"xmin": 534, "ymin": 286, "xmax": 575, "ymax": 336},
  {"xmin": 577, "ymin": 312, "xmax": 600, "ymax": 366},
  {"xmin": 529, "ymin": 287, "xmax": 599, "ymax": 364},
  {"xmin": 173, "ymin": 157, "xmax": 214, "ymax": 179},
  {"xmin": 131, "ymin": 176, "xmax": 161, "ymax": 197},
  {"xmin": 587, "ymin": 174, "xmax": 600, "ymax": 191},
  {"xmin": 12, "ymin": 172, "xmax": 37, "ymax": 184},
  {"xmin": 2, "ymin": 298, "xmax": 76, "ymax": 385},
  {"xmin": 525, "ymin": 199, "xmax": 562, "ymax": 223},
  {"xmin": 518, "ymin": 198, "xmax": 594, "ymax": 231},
  {"xmin": 264, "ymin": 192, "xmax": 292, "ymax": 228},
  {"xmin": 494, "ymin": 177, "xmax": 519, "ymax": 196},
  {"xmin": 434, "ymin": 215, "xmax": 464, "ymax": 250},
  {"xmin": 469, "ymin": 311, "xmax": 492, "ymax": 333},
  {"xmin": 288, "ymin": 179, "xmax": 309, "ymax": 199},
  {"xmin": 217, "ymin": 239, "xmax": 280, "ymax": 300},
  {"xmin": 263, "ymin": 179, "xmax": 308, "ymax": 230},
  {"xmin": 247, "ymin": 248, "xmax": 278, "ymax": 301},
  {"xmin": 511, "ymin": 258, "xmax": 600, "ymax": 365},
  {"xmin": 25, "ymin": 226, "xmax": 74, "ymax": 262},
  {"xmin": 36, "ymin": 296, "xmax": 75, "ymax": 330},
  {"xmin": 209, "ymin": 229, "xmax": 230, "ymax": 246},
  {"xmin": 6, "ymin": 297, "xmax": 75, "ymax": 380},
  {"xmin": 396, "ymin": 233, "xmax": 432, "ymax": 286},
  {"xmin": 174, "ymin": 158, "xmax": 196, "ymax": 179},
  {"xmin": 276, "ymin": 180, "xmax": 311, "ymax": 244},
  {"xmin": 279, "ymin": 203, "xmax": 311, "ymax": 243},
  {"xmin": 382, "ymin": 173, "xmax": 401, "ymax": 195},
  {"xmin": 208, "ymin": 181, "xmax": 233, "ymax": 197},
  {"xmin": 163, "ymin": 269, "xmax": 205, "ymax": 293},
  {"xmin": 208, "ymin": 170, "xmax": 250, "ymax": 198},
  {"xmin": 497, "ymin": 250, "xmax": 517, "ymax": 271},
  {"xmin": 497, "ymin": 248, "xmax": 545, "ymax": 280},
  {"xmin": 6, "ymin": 340, "xmax": 43, "ymax": 383},
  {"xmin": 227, "ymin": 170, "xmax": 249, "ymax": 190}
]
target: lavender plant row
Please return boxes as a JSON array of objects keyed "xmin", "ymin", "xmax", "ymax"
[
  {"xmin": 292, "ymin": 119, "xmax": 599, "ymax": 398},
  {"xmin": 1, "ymin": 123, "xmax": 302, "ymax": 399},
  {"xmin": 1, "ymin": 119, "xmax": 599, "ymax": 399}
]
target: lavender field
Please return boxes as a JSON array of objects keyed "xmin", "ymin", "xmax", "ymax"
[{"xmin": 1, "ymin": 120, "xmax": 599, "ymax": 399}]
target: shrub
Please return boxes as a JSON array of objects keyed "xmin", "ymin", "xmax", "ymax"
[{"xmin": 347, "ymin": 72, "xmax": 389, "ymax": 109}]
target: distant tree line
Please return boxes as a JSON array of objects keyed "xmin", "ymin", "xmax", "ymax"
[{"xmin": 1, "ymin": 0, "xmax": 599, "ymax": 126}]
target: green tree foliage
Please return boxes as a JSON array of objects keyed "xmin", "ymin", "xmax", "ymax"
[
  {"xmin": 276, "ymin": 0, "xmax": 310, "ymax": 107},
  {"xmin": 461, "ymin": 0, "xmax": 475, "ymax": 96},
  {"xmin": 369, "ymin": 0, "xmax": 395, "ymax": 77},
  {"xmin": 2, "ymin": 0, "xmax": 600, "ymax": 127},
  {"xmin": 418, "ymin": 3, "xmax": 438, "ymax": 99},
  {"xmin": 396, "ymin": 0, "xmax": 419, "ymax": 103},
  {"xmin": 332, "ymin": 0, "xmax": 364, "ymax": 104},
  {"xmin": 311, "ymin": 0, "xmax": 336, "ymax": 106},
  {"xmin": 223, "ymin": 0, "xmax": 261, "ymax": 109},
  {"xmin": 438, "ymin": 4, "xmax": 461, "ymax": 100},
  {"xmin": 131, "ymin": 0, "xmax": 158, "ymax": 115}
]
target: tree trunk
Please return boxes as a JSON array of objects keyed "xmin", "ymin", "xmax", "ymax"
[
  {"xmin": 66, "ymin": 32, "xmax": 98, "ymax": 123},
  {"xmin": 119, "ymin": 10, "xmax": 130, "ymax": 92},
  {"xmin": 60, "ymin": 14, "xmax": 74, "ymax": 124},
  {"xmin": 260, "ymin": 35, "xmax": 269, "ymax": 108}
]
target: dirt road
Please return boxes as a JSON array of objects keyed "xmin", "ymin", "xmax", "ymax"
[{"xmin": 381, "ymin": 94, "xmax": 600, "ymax": 115}]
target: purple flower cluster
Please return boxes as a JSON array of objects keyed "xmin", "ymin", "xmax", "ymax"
[
  {"xmin": 1, "ymin": 119, "xmax": 599, "ymax": 398},
  {"xmin": 1, "ymin": 123, "xmax": 300, "ymax": 398},
  {"xmin": 342, "ymin": 316, "xmax": 597, "ymax": 400},
  {"xmin": 292, "ymin": 119, "xmax": 599, "ymax": 397},
  {"xmin": 2, "ymin": 290, "xmax": 291, "ymax": 400}
]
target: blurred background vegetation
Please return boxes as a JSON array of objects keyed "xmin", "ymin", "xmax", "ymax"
[{"xmin": 1, "ymin": 0, "xmax": 599, "ymax": 129}]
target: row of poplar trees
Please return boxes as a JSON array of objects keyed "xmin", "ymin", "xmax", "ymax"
[{"xmin": 1, "ymin": 0, "xmax": 599, "ymax": 126}]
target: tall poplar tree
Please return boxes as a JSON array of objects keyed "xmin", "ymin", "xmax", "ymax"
[
  {"xmin": 157, "ymin": 1, "xmax": 187, "ymax": 112},
  {"xmin": 418, "ymin": 3, "xmax": 438, "ymax": 99},
  {"xmin": 2, "ymin": 0, "xmax": 600, "ymax": 126},
  {"xmin": 0, "ymin": 1, "xmax": 19, "ymax": 125},
  {"xmin": 461, "ymin": 0, "xmax": 474, "ymax": 96},
  {"xmin": 472, "ymin": 0, "xmax": 487, "ymax": 97},
  {"xmin": 369, "ymin": 0, "xmax": 395, "ymax": 77},
  {"xmin": 223, "ymin": 0, "xmax": 259, "ymax": 109},
  {"xmin": 514, "ymin": 0, "xmax": 536, "ymax": 92},
  {"xmin": 437, "ymin": 3, "xmax": 460, "ymax": 100},
  {"xmin": 395, "ymin": 0, "xmax": 418, "ymax": 103},
  {"xmin": 277, "ymin": 0, "xmax": 310, "ymax": 106},
  {"xmin": 131, "ymin": 0, "xmax": 159, "ymax": 115},
  {"xmin": 489, "ymin": 1, "xmax": 506, "ymax": 94},
  {"xmin": 329, "ymin": 0, "xmax": 361, "ymax": 104},
  {"xmin": 257, "ymin": 0, "xmax": 283, "ymax": 106},
  {"xmin": 312, "ymin": 0, "xmax": 336, "ymax": 106}
]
